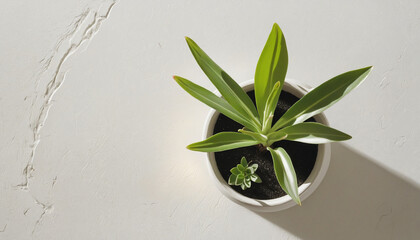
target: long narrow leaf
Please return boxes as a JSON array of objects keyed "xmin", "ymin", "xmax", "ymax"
[
  {"xmin": 238, "ymin": 129, "xmax": 267, "ymax": 144},
  {"xmin": 185, "ymin": 37, "xmax": 260, "ymax": 125},
  {"xmin": 272, "ymin": 66, "xmax": 372, "ymax": 131},
  {"xmin": 274, "ymin": 122, "xmax": 352, "ymax": 144},
  {"xmin": 187, "ymin": 132, "xmax": 259, "ymax": 152},
  {"xmin": 174, "ymin": 76, "xmax": 260, "ymax": 132},
  {"xmin": 262, "ymin": 81, "xmax": 281, "ymax": 133},
  {"xmin": 266, "ymin": 132, "xmax": 287, "ymax": 146},
  {"xmin": 268, "ymin": 147, "xmax": 301, "ymax": 205},
  {"xmin": 254, "ymin": 23, "xmax": 288, "ymax": 119}
]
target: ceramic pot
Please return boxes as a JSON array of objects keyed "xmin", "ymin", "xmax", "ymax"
[{"xmin": 203, "ymin": 79, "xmax": 331, "ymax": 212}]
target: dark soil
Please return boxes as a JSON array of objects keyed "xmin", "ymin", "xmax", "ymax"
[{"xmin": 213, "ymin": 90, "xmax": 318, "ymax": 200}]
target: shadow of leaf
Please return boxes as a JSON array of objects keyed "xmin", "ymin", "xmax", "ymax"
[{"xmin": 256, "ymin": 143, "xmax": 420, "ymax": 240}]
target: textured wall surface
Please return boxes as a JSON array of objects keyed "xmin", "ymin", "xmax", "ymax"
[{"xmin": 1, "ymin": 0, "xmax": 420, "ymax": 239}]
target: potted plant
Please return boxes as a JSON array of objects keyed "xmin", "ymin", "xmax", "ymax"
[{"xmin": 173, "ymin": 23, "xmax": 372, "ymax": 212}]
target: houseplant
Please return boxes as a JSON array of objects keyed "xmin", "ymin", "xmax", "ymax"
[{"xmin": 173, "ymin": 23, "xmax": 372, "ymax": 210}]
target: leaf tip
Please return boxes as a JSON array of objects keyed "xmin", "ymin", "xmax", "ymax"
[
  {"xmin": 341, "ymin": 131, "xmax": 352, "ymax": 141},
  {"xmin": 173, "ymin": 75, "xmax": 182, "ymax": 84},
  {"xmin": 185, "ymin": 36, "xmax": 194, "ymax": 45},
  {"xmin": 271, "ymin": 23, "xmax": 285, "ymax": 36},
  {"xmin": 362, "ymin": 66, "xmax": 373, "ymax": 74}
]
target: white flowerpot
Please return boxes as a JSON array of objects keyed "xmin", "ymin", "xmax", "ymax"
[{"xmin": 203, "ymin": 79, "xmax": 331, "ymax": 212}]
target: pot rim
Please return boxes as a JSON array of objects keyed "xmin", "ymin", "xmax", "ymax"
[{"xmin": 203, "ymin": 79, "xmax": 331, "ymax": 212}]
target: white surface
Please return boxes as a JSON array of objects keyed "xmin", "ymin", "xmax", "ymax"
[{"xmin": 1, "ymin": 0, "xmax": 419, "ymax": 239}]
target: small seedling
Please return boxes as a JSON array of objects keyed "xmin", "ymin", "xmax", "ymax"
[
  {"xmin": 228, "ymin": 157, "xmax": 262, "ymax": 190},
  {"xmin": 174, "ymin": 23, "xmax": 372, "ymax": 205}
]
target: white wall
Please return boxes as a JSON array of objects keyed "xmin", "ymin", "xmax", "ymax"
[{"xmin": 1, "ymin": 0, "xmax": 419, "ymax": 239}]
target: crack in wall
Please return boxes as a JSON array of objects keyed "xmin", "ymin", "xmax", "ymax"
[
  {"xmin": 0, "ymin": 224, "xmax": 6, "ymax": 233},
  {"xmin": 394, "ymin": 136, "xmax": 407, "ymax": 147},
  {"xmin": 37, "ymin": 9, "xmax": 90, "ymax": 88},
  {"xmin": 31, "ymin": 197, "xmax": 54, "ymax": 236},
  {"xmin": 51, "ymin": 176, "xmax": 57, "ymax": 188},
  {"xmin": 19, "ymin": 70, "xmax": 68, "ymax": 191},
  {"xmin": 14, "ymin": 0, "xmax": 117, "ymax": 237},
  {"xmin": 379, "ymin": 45, "xmax": 408, "ymax": 89},
  {"xmin": 375, "ymin": 207, "xmax": 393, "ymax": 230},
  {"xmin": 23, "ymin": 208, "xmax": 30, "ymax": 216},
  {"xmin": 378, "ymin": 19, "xmax": 418, "ymax": 90},
  {"xmin": 18, "ymin": 1, "xmax": 117, "ymax": 190}
]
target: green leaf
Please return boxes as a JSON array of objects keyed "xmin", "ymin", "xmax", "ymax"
[
  {"xmin": 228, "ymin": 174, "xmax": 236, "ymax": 185},
  {"xmin": 237, "ymin": 164, "xmax": 246, "ymax": 172},
  {"xmin": 187, "ymin": 132, "xmax": 258, "ymax": 152},
  {"xmin": 244, "ymin": 178, "xmax": 251, "ymax": 188},
  {"xmin": 249, "ymin": 164, "xmax": 258, "ymax": 173},
  {"xmin": 185, "ymin": 37, "xmax": 260, "ymax": 125},
  {"xmin": 238, "ymin": 129, "xmax": 267, "ymax": 144},
  {"xmin": 276, "ymin": 122, "xmax": 352, "ymax": 144},
  {"xmin": 262, "ymin": 81, "xmax": 282, "ymax": 133},
  {"xmin": 173, "ymin": 76, "xmax": 260, "ymax": 132},
  {"xmin": 266, "ymin": 131, "xmax": 287, "ymax": 146},
  {"xmin": 272, "ymin": 66, "xmax": 372, "ymax": 131},
  {"xmin": 235, "ymin": 174, "xmax": 245, "ymax": 186},
  {"xmin": 251, "ymin": 174, "xmax": 262, "ymax": 183},
  {"xmin": 268, "ymin": 147, "xmax": 301, "ymax": 205},
  {"xmin": 240, "ymin": 157, "xmax": 248, "ymax": 167},
  {"xmin": 230, "ymin": 168, "xmax": 240, "ymax": 175},
  {"xmin": 255, "ymin": 23, "xmax": 288, "ymax": 119},
  {"xmin": 240, "ymin": 184, "xmax": 246, "ymax": 190}
]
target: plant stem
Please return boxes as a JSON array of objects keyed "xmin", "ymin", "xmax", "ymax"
[{"xmin": 257, "ymin": 144, "xmax": 266, "ymax": 152}]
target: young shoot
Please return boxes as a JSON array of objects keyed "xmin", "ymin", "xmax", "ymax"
[{"xmin": 228, "ymin": 157, "xmax": 262, "ymax": 190}]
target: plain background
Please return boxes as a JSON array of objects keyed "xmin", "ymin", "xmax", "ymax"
[{"xmin": 1, "ymin": 0, "xmax": 419, "ymax": 239}]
